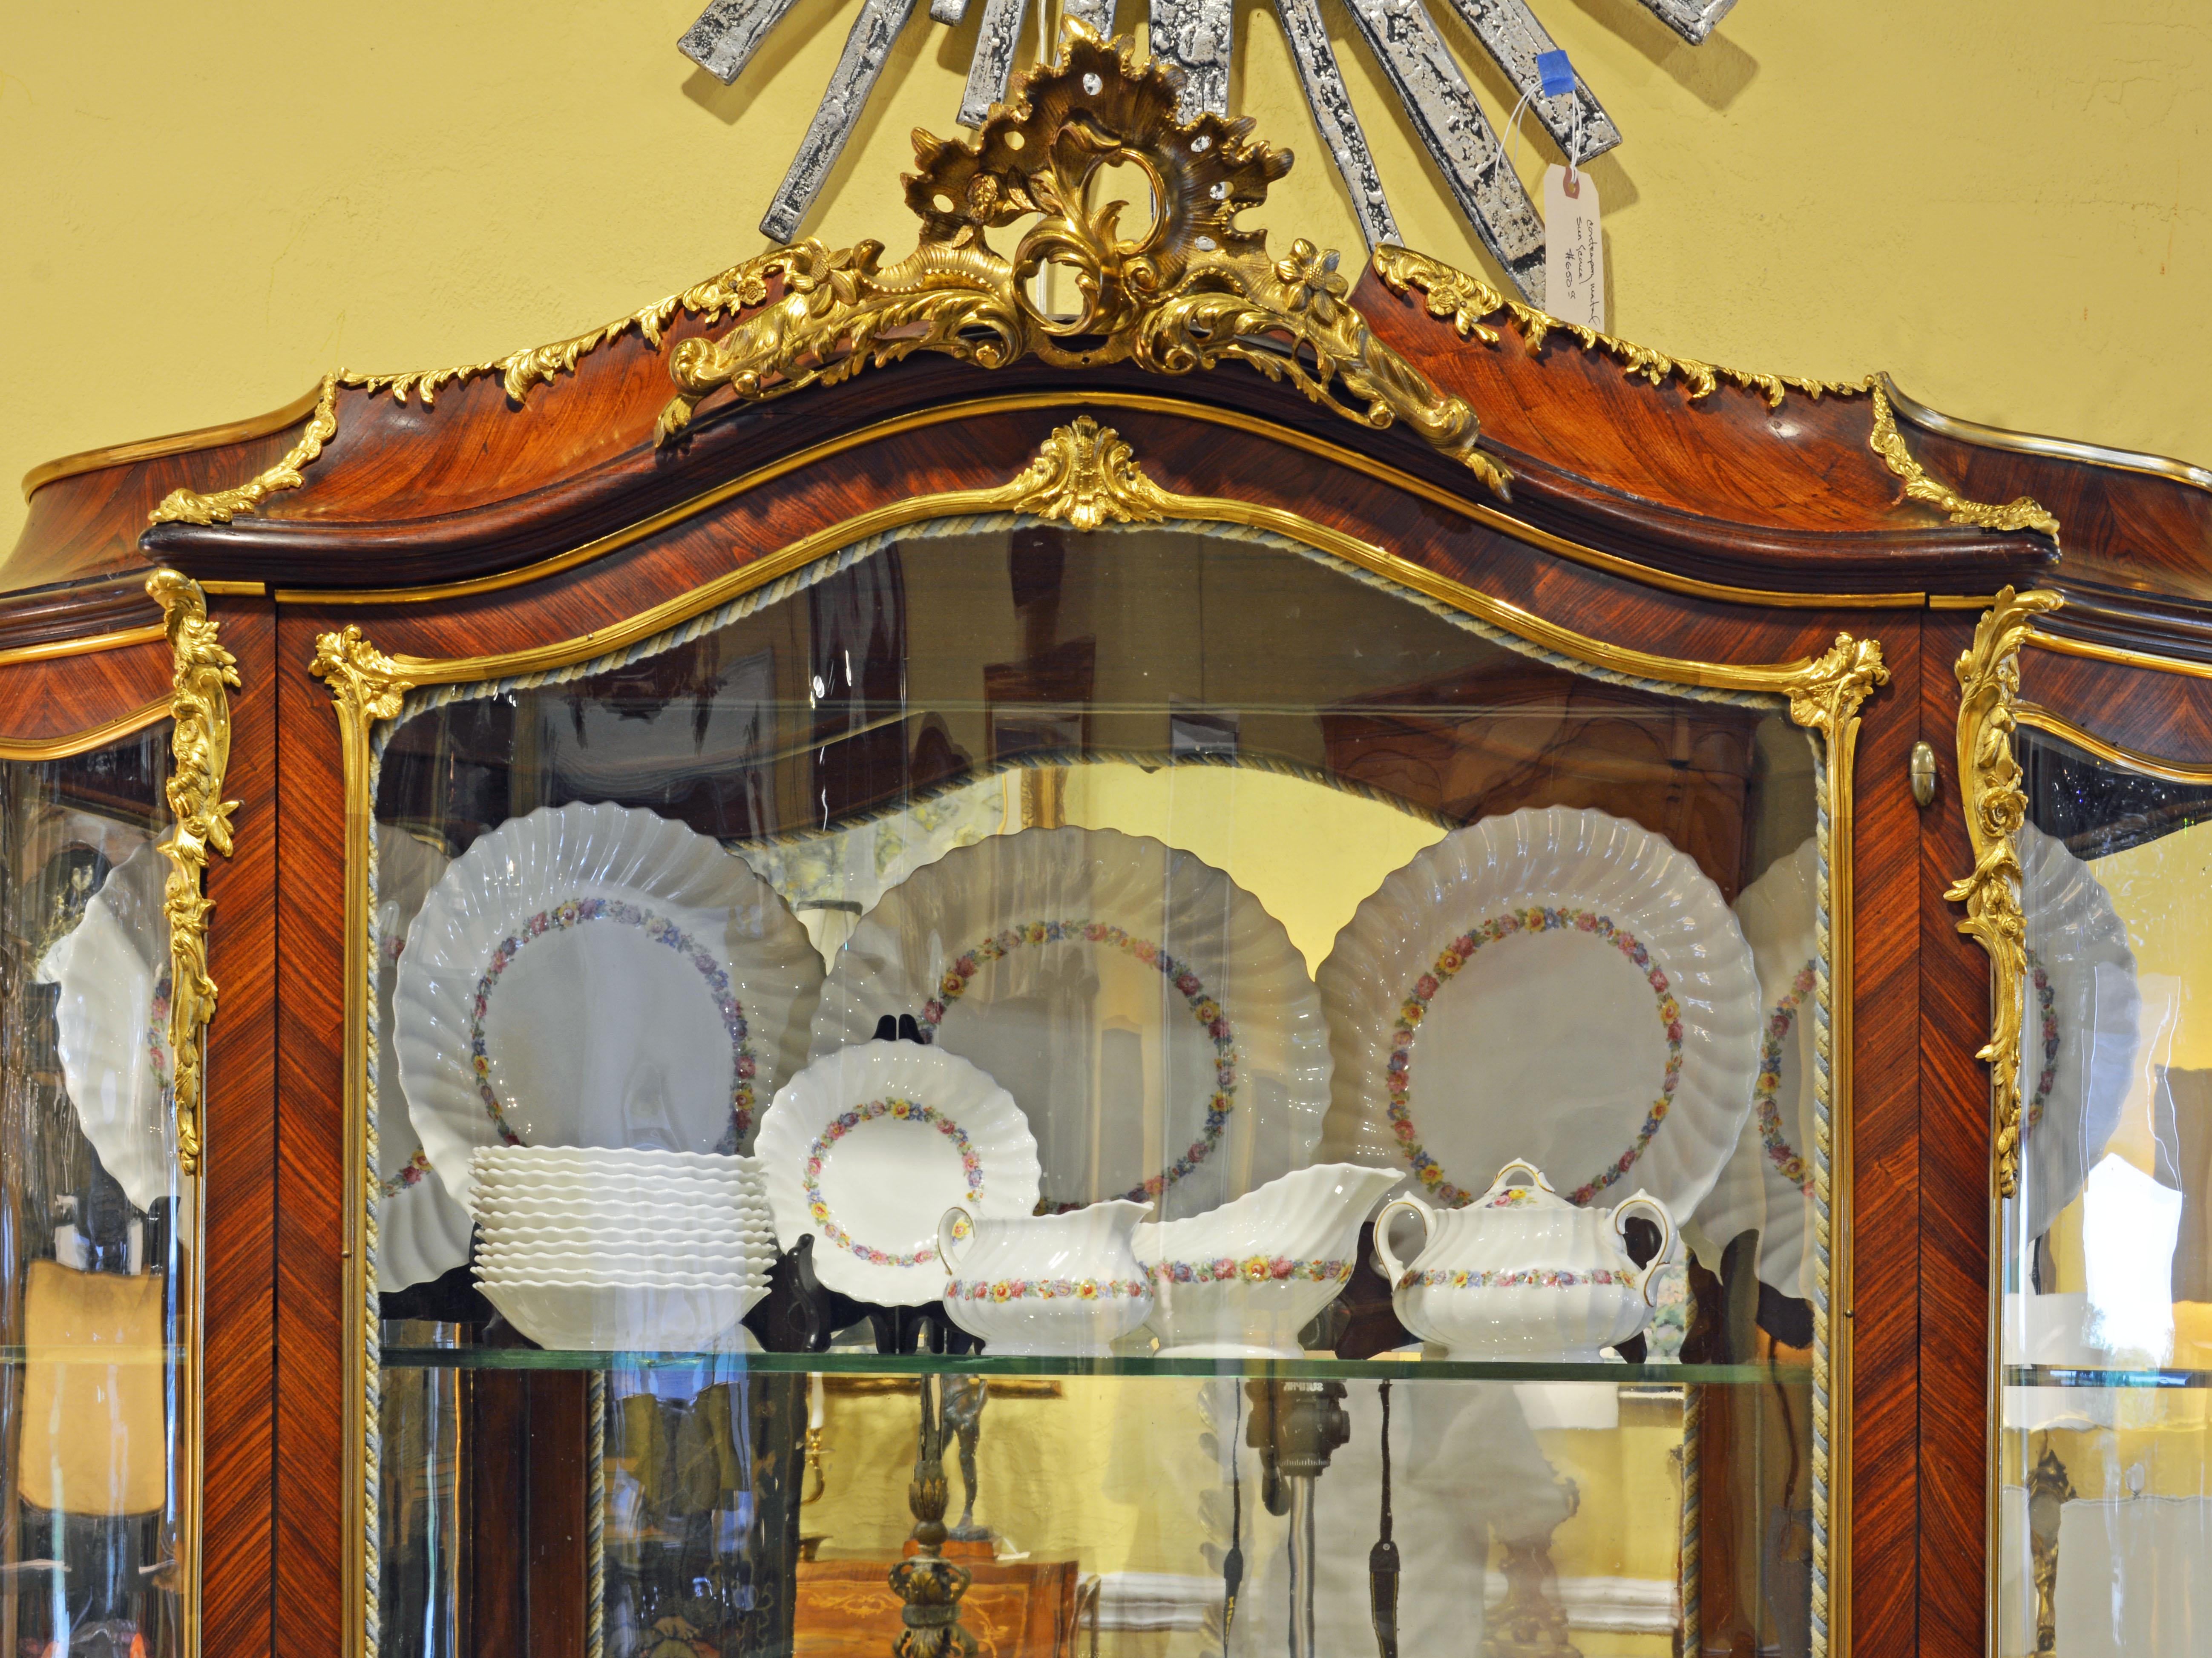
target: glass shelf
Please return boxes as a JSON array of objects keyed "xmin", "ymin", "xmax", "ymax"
[
  {"xmin": 2005, "ymin": 1364, "xmax": 2212, "ymax": 1390},
  {"xmin": 380, "ymin": 1345, "xmax": 1805, "ymax": 1385}
]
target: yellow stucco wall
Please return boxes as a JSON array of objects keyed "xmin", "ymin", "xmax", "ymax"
[{"xmin": 3, "ymin": 0, "xmax": 2207, "ymax": 554}]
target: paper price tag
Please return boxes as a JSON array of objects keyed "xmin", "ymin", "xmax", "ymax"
[{"xmin": 1543, "ymin": 164, "xmax": 1604, "ymax": 332}]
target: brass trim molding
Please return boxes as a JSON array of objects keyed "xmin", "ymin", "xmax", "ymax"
[
  {"xmin": 1883, "ymin": 374, "xmax": 2212, "ymax": 499},
  {"xmin": 23, "ymin": 383, "xmax": 327, "ymax": 503},
  {"xmin": 315, "ymin": 422, "xmax": 1878, "ymax": 1654},
  {"xmin": 307, "ymin": 626, "xmax": 411, "ymax": 1658},
  {"xmin": 1372, "ymin": 244, "xmax": 1864, "ymax": 410},
  {"xmin": 651, "ymin": 29, "xmax": 1509, "ymax": 498},
  {"xmin": 0, "ymin": 621, "xmax": 167, "ymax": 671},
  {"xmin": 281, "ymin": 391, "xmax": 1926, "ymax": 613},
  {"xmin": 1947, "ymin": 586, "xmax": 2064, "ymax": 1198},
  {"xmin": 149, "ymin": 374, "xmax": 339, "ymax": 527},
  {"xmin": 0, "ymin": 698, "xmax": 170, "ymax": 761},
  {"xmin": 2015, "ymin": 702, "xmax": 2212, "ymax": 784},
  {"xmin": 148, "ymin": 570, "xmax": 240, "ymax": 1175},
  {"xmin": 365, "ymin": 423, "xmax": 1893, "ymax": 698},
  {"xmin": 1783, "ymin": 634, "xmax": 1887, "ymax": 1658},
  {"xmin": 2024, "ymin": 624, "xmax": 2212, "ymax": 683},
  {"xmin": 1868, "ymin": 382, "xmax": 2061, "ymax": 546}
]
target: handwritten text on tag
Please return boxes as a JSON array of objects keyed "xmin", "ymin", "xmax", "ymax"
[{"xmin": 1542, "ymin": 164, "xmax": 1604, "ymax": 332}]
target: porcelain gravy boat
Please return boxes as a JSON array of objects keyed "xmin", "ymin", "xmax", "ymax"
[
  {"xmin": 937, "ymin": 1199, "xmax": 1153, "ymax": 1356},
  {"xmin": 1375, "ymin": 1158, "xmax": 1676, "ymax": 1362}
]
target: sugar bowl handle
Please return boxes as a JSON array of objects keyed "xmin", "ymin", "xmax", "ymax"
[
  {"xmin": 1480, "ymin": 1158, "xmax": 1557, "ymax": 1201},
  {"xmin": 936, "ymin": 1206, "xmax": 976, "ymax": 1277},
  {"xmin": 1372, "ymin": 1198, "xmax": 1432, "ymax": 1287},
  {"xmin": 1608, "ymin": 1191, "xmax": 1678, "ymax": 1307}
]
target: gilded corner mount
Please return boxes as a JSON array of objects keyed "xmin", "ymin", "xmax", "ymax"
[
  {"xmin": 1948, "ymin": 585, "xmax": 2065, "ymax": 1197},
  {"xmin": 652, "ymin": 26, "xmax": 1508, "ymax": 498},
  {"xmin": 311, "ymin": 625, "xmax": 413, "ymax": 729},
  {"xmin": 150, "ymin": 374, "xmax": 339, "ymax": 528},
  {"xmin": 147, "ymin": 569, "xmax": 241, "ymax": 1173},
  {"xmin": 1787, "ymin": 632, "xmax": 1890, "ymax": 741},
  {"xmin": 1867, "ymin": 380, "xmax": 2061, "ymax": 546}
]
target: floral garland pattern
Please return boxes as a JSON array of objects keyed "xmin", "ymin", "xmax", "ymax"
[
  {"xmin": 1147, "ymin": 1256, "xmax": 1352, "ymax": 1286},
  {"xmin": 805, "ymin": 1097, "xmax": 984, "ymax": 1267},
  {"xmin": 1387, "ymin": 907, "xmax": 1682, "ymax": 1207},
  {"xmin": 378, "ymin": 1148, "xmax": 435, "ymax": 1200},
  {"xmin": 2025, "ymin": 948, "xmax": 2059, "ymax": 1133},
  {"xmin": 948, "ymin": 1276, "xmax": 1150, "ymax": 1303},
  {"xmin": 1756, "ymin": 960, "xmax": 1818, "ymax": 1196},
  {"xmin": 920, "ymin": 919, "xmax": 1237, "ymax": 1204},
  {"xmin": 1397, "ymin": 1267, "xmax": 1634, "ymax": 1290},
  {"xmin": 469, "ymin": 897, "xmax": 755, "ymax": 1146}
]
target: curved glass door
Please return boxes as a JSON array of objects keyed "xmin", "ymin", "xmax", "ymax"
[
  {"xmin": 0, "ymin": 720, "xmax": 194, "ymax": 1658},
  {"xmin": 1999, "ymin": 721, "xmax": 2212, "ymax": 1658},
  {"xmin": 364, "ymin": 516, "xmax": 1836, "ymax": 1658}
]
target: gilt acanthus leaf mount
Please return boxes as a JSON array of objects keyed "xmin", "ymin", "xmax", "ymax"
[{"xmin": 654, "ymin": 26, "xmax": 1508, "ymax": 498}]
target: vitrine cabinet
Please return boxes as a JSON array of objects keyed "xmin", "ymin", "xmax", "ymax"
[{"xmin": 7, "ymin": 34, "xmax": 2212, "ymax": 1658}]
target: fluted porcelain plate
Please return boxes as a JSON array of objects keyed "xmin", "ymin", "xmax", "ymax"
[
  {"xmin": 37, "ymin": 840, "xmax": 173, "ymax": 1211},
  {"xmin": 374, "ymin": 828, "xmax": 475, "ymax": 1292},
  {"xmin": 1318, "ymin": 805, "xmax": 1760, "ymax": 1218},
  {"xmin": 2018, "ymin": 824, "xmax": 2141, "ymax": 1238},
  {"xmin": 477, "ymin": 1278, "xmax": 764, "ymax": 1352},
  {"xmin": 396, "ymin": 802, "xmax": 823, "ymax": 1215},
  {"xmin": 757, "ymin": 1040, "xmax": 1041, "ymax": 1306},
  {"xmin": 809, "ymin": 825, "xmax": 1329, "ymax": 1219},
  {"xmin": 1696, "ymin": 837, "xmax": 1821, "ymax": 1299}
]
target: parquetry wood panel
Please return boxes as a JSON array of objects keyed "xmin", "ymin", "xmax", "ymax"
[
  {"xmin": 202, "ymin": 597, "xmax": 279, "ymax": 1658},
  {"xmin": 1918, "ymin": 613, "xmax": 1994, "ymax": 1658},
  {"xmin": 1845, "ymin": 620, "xmax": 1921, "ymax": 1656},
  {"xmin": 273, "ymin": 609, "xmax": 350, "ymax": 1657}
]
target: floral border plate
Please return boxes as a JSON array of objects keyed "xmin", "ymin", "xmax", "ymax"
[
  {"xmin": 1317, "ymin": 805, "xmax": 1760, "ymax": 1218},
  {"xmin": 395, "ymin": 802, "xmax": 823, "ymax": 1216},
  {"xmin": 375, "ymin": 828, "xmax": 474, "ymax": 1292},
  {"xmin": 2018, "ymin": 824, "xmax": 2141, "ymax": 1239},
  {"xmin": 808, "ymin": 825, "xmax": 1329, "ymax": 1221},
  {"xmin": 37, "ymin": 839, "xmax": 173, "ymax": 1211},
  {"xmin": 756, "ymin": 1040, "xmax": 1041, "ymax": 1306},
  {"xmin": 1694, "ymin": 837, "xmax": 1820, "ymax": 1298}
]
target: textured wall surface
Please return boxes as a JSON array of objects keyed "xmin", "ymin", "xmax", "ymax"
[{"xmin": 1, "ymin": 0, "xmax": 2206, "ymax": 553}]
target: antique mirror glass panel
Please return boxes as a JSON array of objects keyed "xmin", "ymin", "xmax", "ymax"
[
  {"xmin": 1999, "ymin": 726, "xmax": 2212, "ymax": 1658},
  {"xmin": 0, "ymin": 724, "xmax": 195, "ymax": 1658},
  {"xmin": 367, "ymin": 517, "xmax": 1829, "ymax": 1658}
]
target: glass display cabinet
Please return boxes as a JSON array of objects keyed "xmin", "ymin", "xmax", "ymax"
[{"xmin": 6, "ymin": 32, "xmax": 2212, "ymax": 1658}]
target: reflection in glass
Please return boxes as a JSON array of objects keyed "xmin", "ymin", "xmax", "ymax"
[
  {"xmin": 369, "ymin": 520, "xmax": 1824, "ymax": 1656},
  {"xmin": 2001, "ymin": 730, "xmax": 2212, "ymax": 1655},
  {"xmin": 1, "ymin": 726, "xmax": 191, "ymax": 1658}
]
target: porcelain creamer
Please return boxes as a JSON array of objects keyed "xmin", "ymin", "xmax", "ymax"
[
  {"xmin": 937, "ymin": 1199, "xmax": 1153, "ymax": 1356},
  {"xmin": 1375, "ymin": 1158, "xmax": 1676, "ymax": 1361}
]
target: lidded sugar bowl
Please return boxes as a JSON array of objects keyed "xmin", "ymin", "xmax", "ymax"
[{"xmin": 1375, "ymin": 1158, "xmax": 1676, "ymax": 1361}]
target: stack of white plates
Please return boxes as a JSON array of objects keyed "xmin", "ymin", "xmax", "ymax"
[{"xmin": 469, "ymin": 1147, "xmax": 774, "ymax": 1351}]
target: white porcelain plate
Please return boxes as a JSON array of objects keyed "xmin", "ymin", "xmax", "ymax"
[
  {"xmin": 1317, "ymin": 805, "xmax": 1761, "ymax": 1217},
  {"xmin": 1695, "ymin": 836, "xmax": 1821, "ymax": 1298},
  {"xmin": 375, "ymin": 828, "xmax": 475, "ymax": 1292},
  {"xmin": 394, "ymin": 802, "xmax": 824, "ymax": 1215},
  {"xmin": 2019, "ymin": 823, "xmax": 2141, "ymax": 1238},
  {"xmin": 37, "ymin": 840, "xmax": 173, "ymax": 1211},
  {"xmin": 809, "ymin": 826, "xmax": 1329, "ymax": 1220},
  {"xmin": 756, "ymin": 1040, "xmax": 1041, "ymax": 1305}
]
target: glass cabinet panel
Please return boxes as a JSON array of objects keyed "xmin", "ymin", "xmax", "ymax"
[
  {"xmin": 367, "ymin": 520, "xmax": 1831, "ymax": 1657},
  {"xmin": 0, "ymin": 724, "xmax": 194, "ymax": 1658},
  {"xmin": 1999, "ymin": 727, "xmax": 2212, "ymax": 1658}
]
